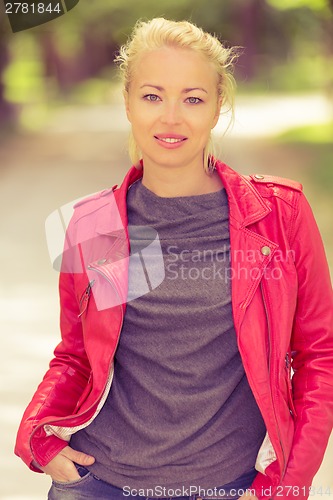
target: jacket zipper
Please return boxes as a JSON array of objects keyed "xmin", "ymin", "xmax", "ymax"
[
  {"xmin": 285, "ymin": 352, "xmax": 297, "ymax": 418},
  {"xmin": 30, "ymin": 266, "xmax": 124, "ymax": 448},
  {"xmin": 261, "ymin": 282, "xmax": 287, "ymax": 479},
  {"xmin": 78, "ymin": 280, "xmax": 95, "ymax": 318}
]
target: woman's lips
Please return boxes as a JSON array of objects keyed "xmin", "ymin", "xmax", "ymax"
[{"xmin": 154, "ymin": 134, "xmax": 187, "ymax": 148}]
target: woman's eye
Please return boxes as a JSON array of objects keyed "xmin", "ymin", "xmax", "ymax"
[
  {"xmin": 186, "ymin": 97, "xmax": 202, "ymax": 104},
  {"xmin": 144, "ymin": 94, "xmax": 160, "ymax": 102}
]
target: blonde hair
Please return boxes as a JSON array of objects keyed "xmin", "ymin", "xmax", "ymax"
[{"xmin": 115, "ymin": 17, "xmax": 239, "ymax": 172}]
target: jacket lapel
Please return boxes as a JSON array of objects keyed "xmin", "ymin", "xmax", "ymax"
[{"xmin": 216, "ymin": 162, "xmax": 279, "ymax": 327}]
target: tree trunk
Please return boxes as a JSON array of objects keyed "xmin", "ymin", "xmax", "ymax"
[{"xmin": 236, "ymin": 0, "xmax": 265, "ymax": 80}]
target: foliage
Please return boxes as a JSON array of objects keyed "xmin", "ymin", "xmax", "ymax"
[
  {"xmin": 275, "ymin": 122, "xmax": 333, "ymax": 198},
  {"xmin": 3, "ymin": 33, "xmax": 44, "ymax": 104},
  {"xmin": 266, "ymin": 0, "xmax": 331, "ymax": 13},
  {"xmin": 277, "ymin": 122, "xmax": 333, "ymax": 143}
]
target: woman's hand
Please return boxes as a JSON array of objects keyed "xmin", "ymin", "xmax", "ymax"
[{"xmin": 38, "ymin": 446, "xmax": 95, "ymax": 483}]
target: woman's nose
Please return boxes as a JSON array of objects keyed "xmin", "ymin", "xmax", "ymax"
[{"xmin": 160, "ymin": 103, "xmax": 182, "ymax": 125}]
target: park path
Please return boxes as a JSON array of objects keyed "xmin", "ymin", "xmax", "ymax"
[{"xmin": 0, "ymin": 93, "xmax": 332, "ymax": 499}]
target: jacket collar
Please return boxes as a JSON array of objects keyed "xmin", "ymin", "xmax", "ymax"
[
  {"xmin": 215, "ymin": 161, "xmax": 271, "ymax": 228},
  {"xmin": 112, "ymin": 164, "xmax": 143, "ymax": 231},
  {"xmin": 94, "ymin": 166, "xmax": 142, "ymax": 236}
]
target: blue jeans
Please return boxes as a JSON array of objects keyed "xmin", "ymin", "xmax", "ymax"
[{"xmin": 47, "ymin": 466, "xmax": 257, "ymax": 500}]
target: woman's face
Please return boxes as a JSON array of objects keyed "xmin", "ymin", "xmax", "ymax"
[{"xmin": 125, "ymin": 46, "xmax": 221, "ymax": 172}]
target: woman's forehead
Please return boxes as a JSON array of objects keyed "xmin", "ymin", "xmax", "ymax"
[{"xmin": 130, "ymin": 46, "xmax": 218, "ymax": 88}]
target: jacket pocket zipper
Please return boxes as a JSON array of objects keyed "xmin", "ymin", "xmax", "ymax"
[
  {"xmin": 285, "ymin": 352, "xmax": 297, "ymax": 418},
  {"xmin": 78, "ymin": 280, "xmax": 95, "ymax": 318}
]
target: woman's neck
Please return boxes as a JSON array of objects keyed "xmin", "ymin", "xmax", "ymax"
[{"xmin": 140, "ymin": 162, "xmax": 223, "ymax": 198}]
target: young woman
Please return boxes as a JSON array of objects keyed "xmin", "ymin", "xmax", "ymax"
[{"xmin": 15, "ymin": 18, "xmax": 333, "ymax": 500}]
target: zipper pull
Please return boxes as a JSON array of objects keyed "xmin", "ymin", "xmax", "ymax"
[
  {"xmin": 285, "ymin": 352, "xmax": 290, "ymax": 370},
  {"xmin": 78, "ymin": 280, "xmax": 95, "ymax": 318}
]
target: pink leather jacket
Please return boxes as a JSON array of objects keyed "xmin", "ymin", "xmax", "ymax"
[{"xmin": 15, "ymin": 161, "xmax": 333, "ymax": 499}]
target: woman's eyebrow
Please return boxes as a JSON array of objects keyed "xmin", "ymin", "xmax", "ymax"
[
  {"xmin": 183, "ymin": 87, "xmax": 208, "ymax": 94},
  {"xmin": 139, "ymin": 84, "xmax": 208, "ymax": 94},
  {"xmin": 140, "ymin": 84, "xmax": 163, "ymax": 91}
]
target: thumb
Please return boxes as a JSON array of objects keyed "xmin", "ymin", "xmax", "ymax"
[{"xmin": 61, "ymin": 446, "xmax": 95, "ymax": 466}]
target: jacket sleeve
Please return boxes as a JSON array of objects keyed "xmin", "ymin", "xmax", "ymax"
[
  {"xmin": 277, "ymin": 192, "xmax": 333, "ymax": 497},
  {"xmin": 14, "ymin": 258, "xmax": 91, "ymax": 471}
]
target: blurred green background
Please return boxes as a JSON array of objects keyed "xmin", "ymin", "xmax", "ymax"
[
  {"xmin": 1, "ymin": 0, "xmax": 333, "ymax": 119},
  {"xmin": 0, "ymin": 0, "xmax": 332, "ymax": 207},
  {"xmin": 1, "ymin": 0, "xmax": 331, "ymax": 263},
  {"xmin": 0, "ymin": 1, "xmax": 332, "ymax": 498},
  {"xmin": 1, "ymin": 0, "xmax": 333, "ymax": 108}
]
